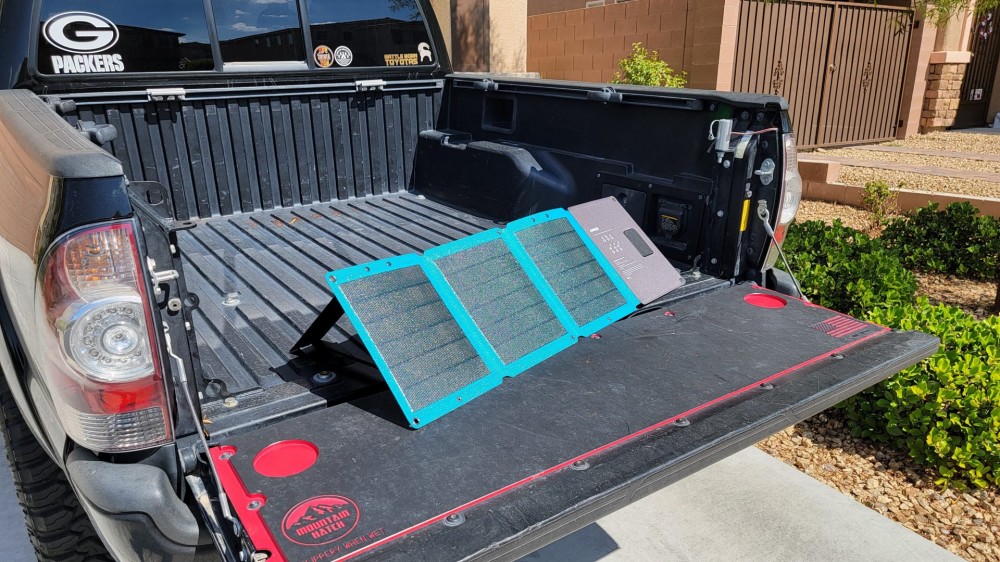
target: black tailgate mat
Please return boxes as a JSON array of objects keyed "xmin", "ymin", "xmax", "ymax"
[{"xmin": 211, "ymin": 284, "xmax": 891, "ymax": 562}]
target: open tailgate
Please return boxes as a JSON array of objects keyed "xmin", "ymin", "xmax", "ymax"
[{"xmin": 208, "ymin": 283, "xmax": 937, "ymax": 562}]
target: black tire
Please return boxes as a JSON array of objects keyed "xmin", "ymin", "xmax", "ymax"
[{"xmin": 0, "ymin": 378, "xmax": 113, "ymax": 561}]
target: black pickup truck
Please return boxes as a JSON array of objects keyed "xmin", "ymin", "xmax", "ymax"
[{"xmin": 0, "ymin": 1, "xmax": 939, "ymax": 561}]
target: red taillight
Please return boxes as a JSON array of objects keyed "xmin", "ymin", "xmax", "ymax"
[
  {"xmin": 764, "ymin": 133, "xmax": 802, "ymax": 268},
  {"xmin": 37, "ymin": 222, "xmax": 173, "ymax": 453}
]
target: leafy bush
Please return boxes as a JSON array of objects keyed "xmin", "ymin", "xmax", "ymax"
[
  {"xmin": 841, "ymin": 300, "xmax": 1000, "ymax": 489},
  {"xmin": 782, "ymin": 220, "xmax": 916, "ymax": 318},
  {"xmin": 881, "ymin": 202, "xmax": 1000, "ymax": 282},
  {"xmin": 611, "ymin": 43, "xmax": 687, "ymax": 88},
  {"xmin": 861, "ymin": 180, "xmax": 899, "ymax": 235},
  {"xmin": 783, "ymin": 216, "xmax": 1000, "ymax": 489}
]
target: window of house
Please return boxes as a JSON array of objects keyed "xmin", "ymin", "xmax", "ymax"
[{"xmin": 37, "ymin": 0, "xmax": 214, "ymax": 74}]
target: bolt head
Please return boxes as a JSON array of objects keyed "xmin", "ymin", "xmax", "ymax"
[{"xmin": 312, "ymin": 371, "xmax": 336, "ymax": 385}]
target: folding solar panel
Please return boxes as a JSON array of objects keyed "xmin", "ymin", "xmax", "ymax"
[
  {"xmin": 327, "ymin": 256, "xmax": 500, "ymax": 428},
  {"xmin": 325, "ymin": 203, "xmax": 666, "ymax": 428}
]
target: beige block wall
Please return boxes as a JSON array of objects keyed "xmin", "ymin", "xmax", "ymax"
[
  {"xmin": 897, "ymin": 17, "xmax": 938, "ymax": 139},
  {"xmin": 430, "ymin": 0, "xmax": 453, "ymax": 60},
  {"xmin": 490, "ymin": 0, "xmax": 529, "ymax": 72},
  {"xmin": 451, "ymin": 0, "xmax": 528, "ymax": 72},
  {"xmin": 526, "ymin": 0, "xmax": 737, "ymax": 89},
  {"xmin": 528, "ymin": 0, "xmax": 587, "ymax": 17}
]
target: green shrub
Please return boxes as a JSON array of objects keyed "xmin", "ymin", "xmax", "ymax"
[
  {"xmin": 861, "ymin": 179, "xmax": 899, "ymax": 234},
  {"xmin": 841, "ymin": 300, "xmax": 1000, "ymax": 489},
  {"xmin": 783, "ymin": 215, "xmax": 1000, "ymax": 489},
  {"xmin": 611, "ymin": 43, "xmax": 687, "ymax": 88},
  {"xmin": 782, "ymin": 220, "xmax": 916, "ymax": 318},
  {"xmin": 881, "ymin": 202, "xmax": 1000, "ymax": 281}
]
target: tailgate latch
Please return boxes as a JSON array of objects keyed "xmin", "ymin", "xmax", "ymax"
[
  {"xmin": 355, "ymin": 79, "xmax": 386, "ymax": 92},
  {"xmin": 147, "ymin": 87, "xmax": 187, "ymax": 101}
]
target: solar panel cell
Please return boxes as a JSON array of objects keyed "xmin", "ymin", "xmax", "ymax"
[{"xmin": 431, "ymin": 238, "xmax": 567, "ymax": 366}]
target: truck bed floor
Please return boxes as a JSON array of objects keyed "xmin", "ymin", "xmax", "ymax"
[{"xmin": 177, "ymin": 192, "xmax": 497, "ymax": 396}]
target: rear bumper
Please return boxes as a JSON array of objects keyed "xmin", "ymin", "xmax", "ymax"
[
  {"xmin": 351, "ymin": 329, "xmax": 938, "ymax": 562},
  {"xmin": 65, "ymin": 448, "xmax": 212, "ymax": 561}
]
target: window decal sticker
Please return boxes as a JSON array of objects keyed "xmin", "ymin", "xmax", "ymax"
[
  {"xmin": 314, "ymin": 45, "xmax": 334, "ymax": 68},
  {"xmin": 334, "ymin": 46, "xmax": 353, "ymax": 66},
  {"xmin": 43, "ymin": 12, "xmax": 119, "ymax": 53},
  {"xmin": 418, "ymin": 42, "xmax": 432, "ymax": 62},
  {"xmin": 383, "ymin": 52, "xmax": 419, "ymax": 66},
  {"xmin": 42, "ymin": 12, "xmax": 125, "ymax": 73}
]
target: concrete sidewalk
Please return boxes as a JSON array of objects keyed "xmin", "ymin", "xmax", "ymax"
[
  {"xmin": 1, "ymin": 447, "xmax": 959, "ymax": 562},
  {"xmin": 523, "ymin": 447, "xmax": 961, "ymax": 562}
]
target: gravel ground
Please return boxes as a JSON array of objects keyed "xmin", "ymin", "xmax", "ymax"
[
  {"xmin": 819, "ymin": 130, "xmax": 1000, "ymax": 198},
  {"xmin": 757, "ymin": 413, "xmax": 1000, "ymax": 562},
  {"xmin": 794, "ymin": 200, "xmax": 872, "ymax": 231},
  {"xmin": 821, "ymin": 147, "xmax": 1000, "ymax": 175},
  {"xmin": 883, "ymin": 131, "xmax": 1000, "ymax": 156},
  {"xmin": 838, "ymin": 167, "xmax": 1000, "ymax": 198},
  {"xmin": 916, "ymin": 273, "xmax": 997, "ymax": 320}
]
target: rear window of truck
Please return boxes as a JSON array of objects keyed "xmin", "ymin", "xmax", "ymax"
[{"xmin": 35, "ymin": 0, "xmax": 434, "ymax": 75}]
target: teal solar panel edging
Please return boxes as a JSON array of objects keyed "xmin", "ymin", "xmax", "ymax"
[{"xmin": 326, "ymin": 208, "xmax": 641, "ymax": 429}]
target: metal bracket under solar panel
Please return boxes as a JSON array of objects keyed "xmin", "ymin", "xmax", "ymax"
[{"xmin": 315, "ymin": 207, "xmax": 658, "ymax": 428}]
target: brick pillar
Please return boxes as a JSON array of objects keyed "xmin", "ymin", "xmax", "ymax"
[{"xmin": 921, "ymin": 61, "xmax": 968, "ymax": 132}]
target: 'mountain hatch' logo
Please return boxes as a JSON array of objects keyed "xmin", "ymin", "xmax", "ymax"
[{"xmin": 281, "ymin": 495, "xmax": 360, "ymax": 546}]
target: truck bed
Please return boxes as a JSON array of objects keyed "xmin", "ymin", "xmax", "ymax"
[{"xmin": 179, "ymin": 193, "xmax": 501, "ymax": 418}]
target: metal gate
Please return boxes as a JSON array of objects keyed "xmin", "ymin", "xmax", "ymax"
[
  {"xmin": 732, "ymin": 0, "xmax": 913, "ymax": 148},
  {"xmin": 955, "ymin": 8, "xmax": 1000, "ymax": 128}
]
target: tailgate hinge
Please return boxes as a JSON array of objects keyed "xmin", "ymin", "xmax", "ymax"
[
  {"xmin": 587, "ymin": 87, "xmax": 623, "ymax": 103},
  {"xmin": 355, "ymin": 79, "xmax": 386, "ymax": 92},
  {"xmin": 473, "ymin": 77, "xmax": 499, "ymax": 92},
  {"xmin": 147, "ymin": 87, "xmax": 187, "ymax": 101}
]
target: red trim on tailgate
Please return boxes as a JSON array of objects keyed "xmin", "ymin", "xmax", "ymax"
[
  {"xmin": 210, "ymin": 446, "xmax": 287, "ymax": 562},
  {"xmin": 216, "ymin": 306, "xmax": 889, "ymax": 562}
]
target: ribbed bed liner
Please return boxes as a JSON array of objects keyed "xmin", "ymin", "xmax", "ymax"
[{"xmin": 177, "ymin": 192, "xmax": 496, "ymax": 396}]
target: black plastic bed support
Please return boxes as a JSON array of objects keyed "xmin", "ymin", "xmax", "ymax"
[{"xmin": 291, "ymin": 298, "xmax": 345, "ymax": 354}]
